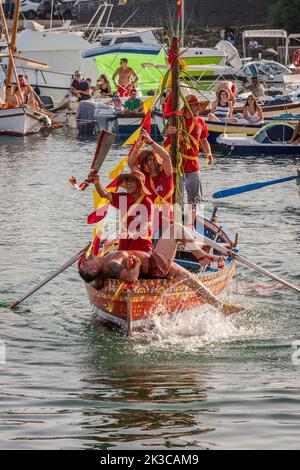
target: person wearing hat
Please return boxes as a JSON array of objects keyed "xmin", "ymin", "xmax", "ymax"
[
  {"xmin": 166, "ymin": 94, "xmax": 213, "ymax": 227},
  {"xmin": 128, "ymin": 130, "xmax": 174, "ymax": 235},
  {"xmin": 88, "ymin": 169, "xmax": 154, "ymax": 253}
]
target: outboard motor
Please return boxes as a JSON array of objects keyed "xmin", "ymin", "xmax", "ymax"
[
  {"xmin": 95, "ymin": 103, "xmax": 117, "ymax": 133},
  {"xmin": 76, "ymin": 100, "xmax": 97, "ymax": 136}
]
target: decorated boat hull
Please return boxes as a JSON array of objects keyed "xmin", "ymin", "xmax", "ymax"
[
  {"xmin": 87, "ymin": 261, "xmax": 236, "ymax": 333},
  {"xmin": 84, "ymin": 218, "xmax": 237, "ymax": 334}
]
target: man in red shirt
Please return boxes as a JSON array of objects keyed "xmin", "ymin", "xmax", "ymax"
[
  {"xmin": 88, "ymin": 169, "xmax": 154, "ymax": 253},
  {"xmin": 128, "ymin": 130, "xmax": 174, "ymax": 236},
  {"xmin": 166, "ymin": 94, "xmax": 213, "ymax": 226}
]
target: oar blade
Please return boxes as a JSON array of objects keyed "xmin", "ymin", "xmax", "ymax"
[{"xmin": 91, "ymin": 130, "xmax": 116, "ymax": 172}]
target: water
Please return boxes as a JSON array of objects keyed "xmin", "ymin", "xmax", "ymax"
[{"xmin": 0, "ymin": 128, "xmax": 299, "ymax": 449}]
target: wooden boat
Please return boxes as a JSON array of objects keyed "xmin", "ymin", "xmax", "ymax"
[
  {"xmin": 0, "ymin": 105, "xmax": 49, "ymax": 136},
  {"xmin": 82, "ymin": 37, "xmax": 238, "ymax": 335},
  {"xmin": 204, "ymin": 119, "xmax": 263, "ymax": 144},
  {"xmin": 85, "ymin": 217, "xmax": 237, "ymax": 334}
]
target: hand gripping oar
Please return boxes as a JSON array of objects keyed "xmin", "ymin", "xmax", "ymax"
[
  {"xmin": 69, "ymin": 130, "xmax": 116, "ymax": 191},
  {"xmin": 212, "ymin": 175, "xmax": 298, "ymax": 200},
  {"xmin": 10, "ymin": 244, "xmax": 91, "ymax": 309},
  {"xmin": 201, "ymin": 235, "xmax": 300, "ymax": 294}
]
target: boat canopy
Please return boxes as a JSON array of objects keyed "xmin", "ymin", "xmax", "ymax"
[
  {"xmin": 82, "ymin": 43, "xmax": 162, "ymax": 59},
  {"xmin": 254, "ymin": 122, "xmax": 294, "ymax": 143},
  {"xmin": 242, "ymin": 30, "xmax": 288, "ymax": 39}
]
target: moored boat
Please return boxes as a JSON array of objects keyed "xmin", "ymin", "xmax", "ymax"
[
  {"xmin": 217, "ymin": 122, "xmax": 300, "ymax": 157},
  {"xmin": 0, "ymin": 105, "xmax": 49, "ymax": 136}
]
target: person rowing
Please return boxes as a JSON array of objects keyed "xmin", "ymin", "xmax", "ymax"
[{"xmin": 79, "ymin": 221, "xmax": 242, "ymax": 315}]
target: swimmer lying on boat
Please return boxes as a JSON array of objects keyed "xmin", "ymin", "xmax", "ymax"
[{"xmin": 79, "ymin": 222, "xmax": 242, "ymax": 315}]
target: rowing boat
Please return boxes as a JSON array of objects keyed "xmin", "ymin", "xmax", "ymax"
[{"xmin": 85, "ymin": 217, "xmax": 237, "ymax": 334}]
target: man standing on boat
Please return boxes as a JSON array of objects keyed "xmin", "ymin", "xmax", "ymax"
[
  {"xmin": 78, "ymin": 222, "xmax": 238, "ymax": 315},
  {"xmin": 88, "ymin": 169, "xmax": 154, "ymax": 253},
  {"xmin": 166, "ymin": 94, "xmax": 213, "ymax": 227},
  {"xmin": 112, "ymin": 58, "xmax": 139, "ymax": 98},
  {"xmin": 128, "ymin": 130, "xmax": 174, "ymax": 236}
]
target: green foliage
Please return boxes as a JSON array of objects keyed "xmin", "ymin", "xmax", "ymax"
[{"xmin": 268, "ymin": 0, "xmax": 300, "ymax": 32}]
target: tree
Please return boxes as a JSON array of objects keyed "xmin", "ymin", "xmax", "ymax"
[{"xmin": 268, "ymin": 0, "xmax": 300, "ymax": 33}]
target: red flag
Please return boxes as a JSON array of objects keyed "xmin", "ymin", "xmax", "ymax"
[
  {"xmin": 141, "ymin": 109, "xmax": 151, "ymax": 133},
  {"xmin": 87, "ymin": 176, "xmax": 119, "ymax": 224}
]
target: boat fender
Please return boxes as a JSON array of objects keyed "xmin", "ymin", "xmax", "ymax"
[
  {"xmin": 41, "ymin": 115, "xmax": 52, "ymax": 127},
  {"xmin": 292, "ymin": 49, "xmax": 300, "ymax": 68}
]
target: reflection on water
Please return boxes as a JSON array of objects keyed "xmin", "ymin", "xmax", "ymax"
[{"xmin": 0, "ymin": 129, "xmax": 299, "ymax": 449}]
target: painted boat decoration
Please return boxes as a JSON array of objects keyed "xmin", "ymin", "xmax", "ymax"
[
  {"xmin": 85, "ymin": 217, "xmax": 237, "ymax": 334},
  {"xmin": 0, "ymin": 105, "xmax": 49, "ymax": 136},
  {"xmin": 217, "ymin": 122, "xmax": 300, "ymax": 157}
]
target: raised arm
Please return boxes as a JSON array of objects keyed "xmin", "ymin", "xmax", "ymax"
[
  {"xmin": 141, "ymin": 130, "xmax": 173, "ymax": 176},
  {"xmin": 128, "ymin": 134, "xmax": 144, "ymax": 170},
  {"xmin": 88, "ymin": 172, "xmax": 113, "ymax": 202}
]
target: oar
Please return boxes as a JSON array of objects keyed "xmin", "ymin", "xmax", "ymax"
[
  {"xmin": 69, "ymin": 129, "xmax": 116, "ymax": 191},
  {"xmin": 200, "ymin": 235, "xmax": 300, "ymax": 294},
  {"xmin": 212, "ymin": 175, "xmax": 298, "ymax": 199},
  {"xmin": 10, "ymin": 244, "xmax": 91, "ymax": 309}
]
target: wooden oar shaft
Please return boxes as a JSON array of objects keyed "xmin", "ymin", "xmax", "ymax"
[
  {"xmin": 10, "ymin": 244, "xmax": 91, "ymax": 309},
  {"xmin": 201, "ymin": 235, "xmax": 300, "ymax": 294},
  {"xmin": 213, "ymin": 175, "xmax": 297, "ymax": 199}
]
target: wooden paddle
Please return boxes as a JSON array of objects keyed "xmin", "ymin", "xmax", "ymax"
[
  {"xmin": 69, "ymin": 130, "xmax": 116, "ymax": 191},
  {"xmin": 198, "ymin": 234, "xmax": 300, "ymax": 294},
  {"xmin": 10, "ymin": 244, "xmax": 91, "ymax": 309}
]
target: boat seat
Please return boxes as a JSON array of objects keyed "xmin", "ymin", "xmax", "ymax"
[{"xmin": 40, "ymin": 95, "xmax": 55, "ymax": 110}]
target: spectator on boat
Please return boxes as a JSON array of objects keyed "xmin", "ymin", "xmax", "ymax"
[
  {"xmin": 88, "ymin": 169, "xmax": 154, "ymax": 253},
  {"xmin": 215, "ymin": 81, "xmax": 237, "ymax": 107},
  {"xmin": 128, "ymin": 129, "xmax": 174, "ymax": 236},
  {"xmin": 4, "ymin": 84, "xmax": 20, "ymax": 108},
  {"xmin": 112, "ymin": 58, "xmax": 139, "ymax": 98},
  {"xmin": 78, "ymin": 222, "xmax": 240, "ymax": 315},
  {"xmin": 288, "ymin": 120, "xmax": 300, "ymax": 144},
  {"xmin": 94, "ymin": 74, "xmax": 111, "ymax": 98},
  {"xmin": 123, "ymin": 88, "xmax": 144, "ymax": 114},
  {"xmin": 105, "ymin": 92, "xmax": 124, "ymax": 113},
  {"xmin": 245, "ymin": 76, "xmax": 265, "ymax": 99},
  {"xmin": 243, "ymin": 95, "xmax": 264, "ymax": 124},
  {"xmin": 165, "ymin": 94, "xmax": 213, "ymax": 228},
  {"xmin": 70, "ymin": 71, "xmax": 91, "ymax": 101},
  {"xmin": 208, "ymin": 89, "xmax": 239, "ymax": 123},
  {"xmin": 226, "ymin": 28, "xmax": 235, "ymax": 46}
]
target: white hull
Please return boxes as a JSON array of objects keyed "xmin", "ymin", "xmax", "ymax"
[{"xmin": 0, "ymin": 106, "xmax": 45, "ymax": 136}]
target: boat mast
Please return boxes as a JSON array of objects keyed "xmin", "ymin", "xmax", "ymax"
[
  {"xmin": 0, "ymin": 0, "xmax": 23, "ymax": 102},
  {"xmin": 5, "ymin": 0, "xmax": 20, "ymax": 86},
  {"xmin": 170, "ymin": 36, "xmax": 182, "ymax": 205},
  {"xmin": 181, "ymin": 0, "xmax": 185, "ymax": 47}
]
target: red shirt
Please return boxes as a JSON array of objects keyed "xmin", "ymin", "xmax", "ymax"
[
  {"xmin": 111, "ymin": 192, "xmax": 154, "ymax": 252},
  {"xmin": 144, "ymin": 169, "xmax": 174, "ymax": 231},
  {"xmin": 181, "ymin": 116, "xmax": 209, "ymax": 174}
]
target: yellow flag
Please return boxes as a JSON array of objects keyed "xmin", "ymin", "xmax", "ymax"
[{"xmin": 109, "ymin": 155, "xmax": 129, "ymax": 179}]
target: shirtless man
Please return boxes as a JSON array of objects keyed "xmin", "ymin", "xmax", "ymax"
[
  {"xmin": 5, "ymin": 85, "xmax": 20, "ymax": 108},
  {"xmin": 79, "ymin": 222, "xmax": 241, "ymax": 315},
  {"xmin": 112, "ymin": 58, "xmax": 139, "ymax": 98}
]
